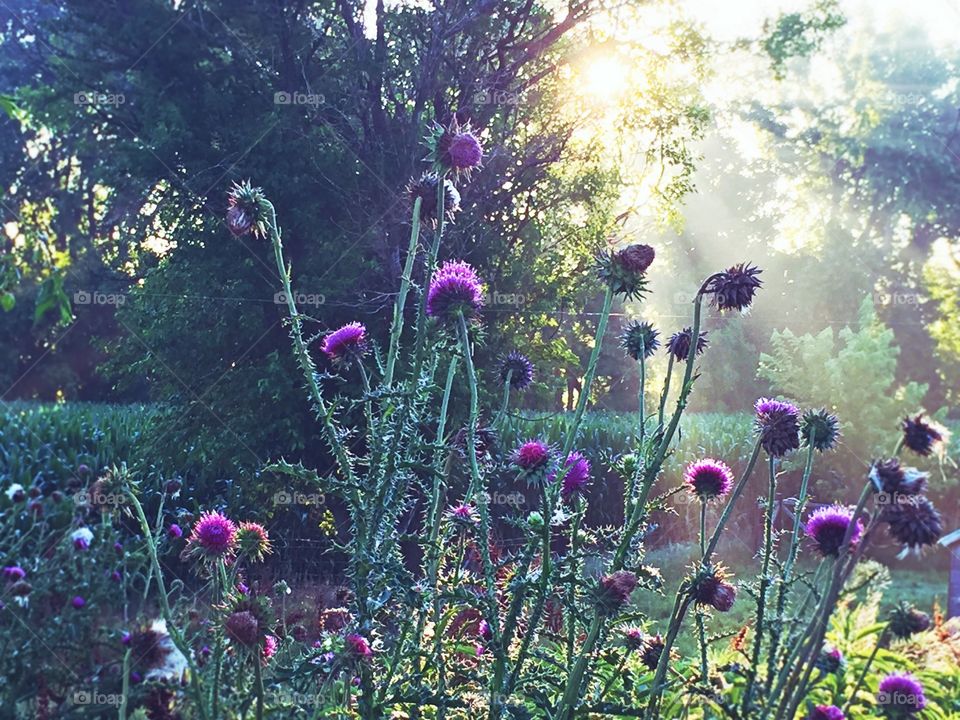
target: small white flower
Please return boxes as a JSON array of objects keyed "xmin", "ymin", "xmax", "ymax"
[
  {"xmin": 71, "ymin": 527, "xmax": 95, "ymax": 550},
  {"xmin": 5, "ymin": 484, "xmax": 24, "ymax": 501}
]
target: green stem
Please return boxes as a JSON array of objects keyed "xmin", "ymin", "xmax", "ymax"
[
  {"xmin": 253, "ymin": 652, "xmax": 265, "ymax": 720},
  {"xmin": 494, "ymin": 374, "xmax": 512, "ymax": 428},
  {"xmin": 767, "ymin": 440, "xmax": 817, "ymax": 688},
  {"xmin": 842, "ymin": 628, "xmax": 886, "ymax": 715},
  {"xmin": 702, "ymin": 438, "xmax": 763, "ymax": 563},
  {"xmin": 779, "ymin": 482, "xmax": 873, "ymax": 720},
  {"xmin": 743, "ymin": 455, "xmax": 778, "ymax": 714},
  {"xmin": 384, "ymin": 196, "xmax": 422, "ymax": 386},
  {"xmin": 657, "ymin": 355, "xmax": 674, "ymax": 428},
  {"xmin": 266, "ymin": 203, "xmax": 355, "ymax": 486},
  {"xmin": 125, "ymin": 489, "xmax": 208, "ymax": 720},
  {"xmin": 638, "ymin": 355, "xmax": 647, "ymax": 443},
  {"xmin": 120, "ymin": 648, "xmax": 131, "ymax": 720}
]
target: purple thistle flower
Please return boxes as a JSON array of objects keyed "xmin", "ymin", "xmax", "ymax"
[
  {"xmin": 684, "ymin": 459, "xmax": 734, "ymax": 501},
  {"xmin": 425, "ymin": 117, "xmax": 484, "ymax": 181},
  {"xmin": 111, "ymin": 570, "xmax": 122, "ymax": 582},
  {"xmin": 597, "ymin": 571, "xmax": 638, "ymax": 612},
  {"xmin": 692, "ymin": 574, "xmax": 737, "ymax": 612},
  {"xmin": 3, "ymin": 566, "xmax": 26, "ymax": 581},
  {"xmin": 754, "ymin": 398, "xmax": 801, "ymax": 457},
  {"xmin": 805, "ymin": 505, "xmax": 863, "ymax": 557},
  {"xmin": 815, "ymin": 646, "xmax": 844, "ymax": 674},
  {"xmin": 869, "ymin": 459, "xmax": 927, "ymax": 497},
  {"xmin": 889, "ymin": 602, "xmax": 931, "ymax": 639},
  {"xmin": 226, "ymin": 180, "xmax": 270, "ymax": 238},
  {"xmin": 186, "ymin": 511, "xmax": 238, "ymax": 559},
  {"xmin": 407, "ymin": 172, "xmax": 461, "ymax": 226},
  {"xmin": 225, "ymin": 610, "xmax": 261, "ymax": 647},
  {"xmin": 640, "ymin": 634, "xmax": 666, "ymax": 670},
  {"xmin": 553, "ymin": 452, "xmax": 590, "ymax": 500},
  {"xmin": 901, "ymin": 414, "xmax": 949, "ymax": 457},
  {"xmin": 345, "ymin": 633, "xmax": 373, "ymax": 661},
  {"xmin": 622, "ymin": 627, "xmax": 645, "ymax": 651},
  {"xmin": 708, "ymin": 263, "xmax": 763, "ymax": 311},
  {"xmin": 321, "ymin": 322, "xmax": 368, "ymax": 362},
  {"xmin": 513, "ymin": 440, "xmax": 550, "ymax": 471},
  {"xmin": 499, "ymin": 350, "xmax": 534, "ymax": 390},
  {"xmin": 596, "ymin": 244, "xmax": 655, "ymax": 300},
  {"xmin": 877, "ymin": 672, "xmax": 926, "ymax": 714},
  {"xmin": 447, "ymin": 131, "xmax": 483, "ymax": 170},
  {"xmin": 807, "ymin": 705, "xmax": 845, "ymax": 720},
  {"xmin": 882, "ymin": 496, "xmax": 943, "ymax": 552},
  {"xmin": 447, "ymin": 503, "xmax": 480, "ymax": 528},
  {"xmin": 168, "ymin": 523, "xmax": 183, "ymax": 539},
  {"xmin": 71, "ymin": 596, "xmax": 86, "ymax": 609},
  {"xmin": 666, "ymin": 327, "xmax": 708, "ymax": 363},
  {"xmin": 426, "ymin": 260, "xmax": 484, "ymax": 320}
]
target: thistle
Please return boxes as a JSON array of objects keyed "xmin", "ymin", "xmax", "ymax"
[
  {"xmin": 901, "ymin": 414, "xmax": 950, "ymax": 458},
  {"xmin": 754, "ymin": 397, "xmax": 801, "ymax": 457},
  {"xmin": 869, "ymin": 459, "xmax": 928, "ymax": 496},
  {"xmin": 683, "ymin": 458, "xmax": 734, "ymax": 501},
  {"xmin": 707, "ymin": 263, "xmax": 763, "ymax": 311},
  {"xmin": 226, "ymin": 180, "xmax": 271, "ymax": 238},
  {"xmin": 805, "ymin": 505, "xmax": 863, "ymax": 557},
  {"xmin": 882, "ymin": 496, "xmax": 943, "ymax": 552},
  {"xmin": 345, "ymin": 632, "xmax": 374, "ymax": 661},
  {"xmin": 426, "ymin": 260, "xmax": 484, "ymax": 320},
  {"xmin": 185, "ymin": 511, "xmax": 238, "ymax": 560},
  {"xmin": 800, "ymin": 408, "xmax": 841, "ymax": 452},
  {"xmin": 424, "ymin": 116, "xmax": 484, "ymax": 181},
  {"xmin": 236, "ymin": 522, "xmax": 273, "ymax": 562},
  {"xmin": 553, "ymin": 451, "xmax": 590, "ymax": 500},
  {"xmin": 690, "ymin": 566, "xmax": 737, "ymax": 612},
  {"xmin": 620, "ymin": 320, "xmax": 660, "ymax": 360},
  {"xmin": 595, "ymin": 243, "xmax": 655, "ymax": 300},
  {"xmin": 807, "ymin": 706, "xmax": 845, "ymax": 720},
  {"xmin": 596, "ymin": 571, "xmax": 638, "ymax": 613},
  {"xmin": 877, "ymin": 672, "xmax": 926, "ymax": 715},
  {"xmin": 321, "ymin": 323, "xmax": 368, "ymax": 364},
  {"xmin": 665, "ymin": 327, "xmax": 708, "ymax": 362},
  {"xmin": 512, "ymin": 439, "xmax": 550, "ymax": 472},
  {"xmin": 407, "ymin": 172, "xmax": 461, "ymax": 225},
  {"xmin": 498, "ymin": 350, "xmax": 534, "ymax": 390},
  {"xmin": 888, "ymin": 602, "xmax": 931, "ymax": 639}
]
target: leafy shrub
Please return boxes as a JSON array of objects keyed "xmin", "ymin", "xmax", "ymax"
[{"xmin": 758, "ymin": 297, "xmax": 930, "ymax": 456}]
